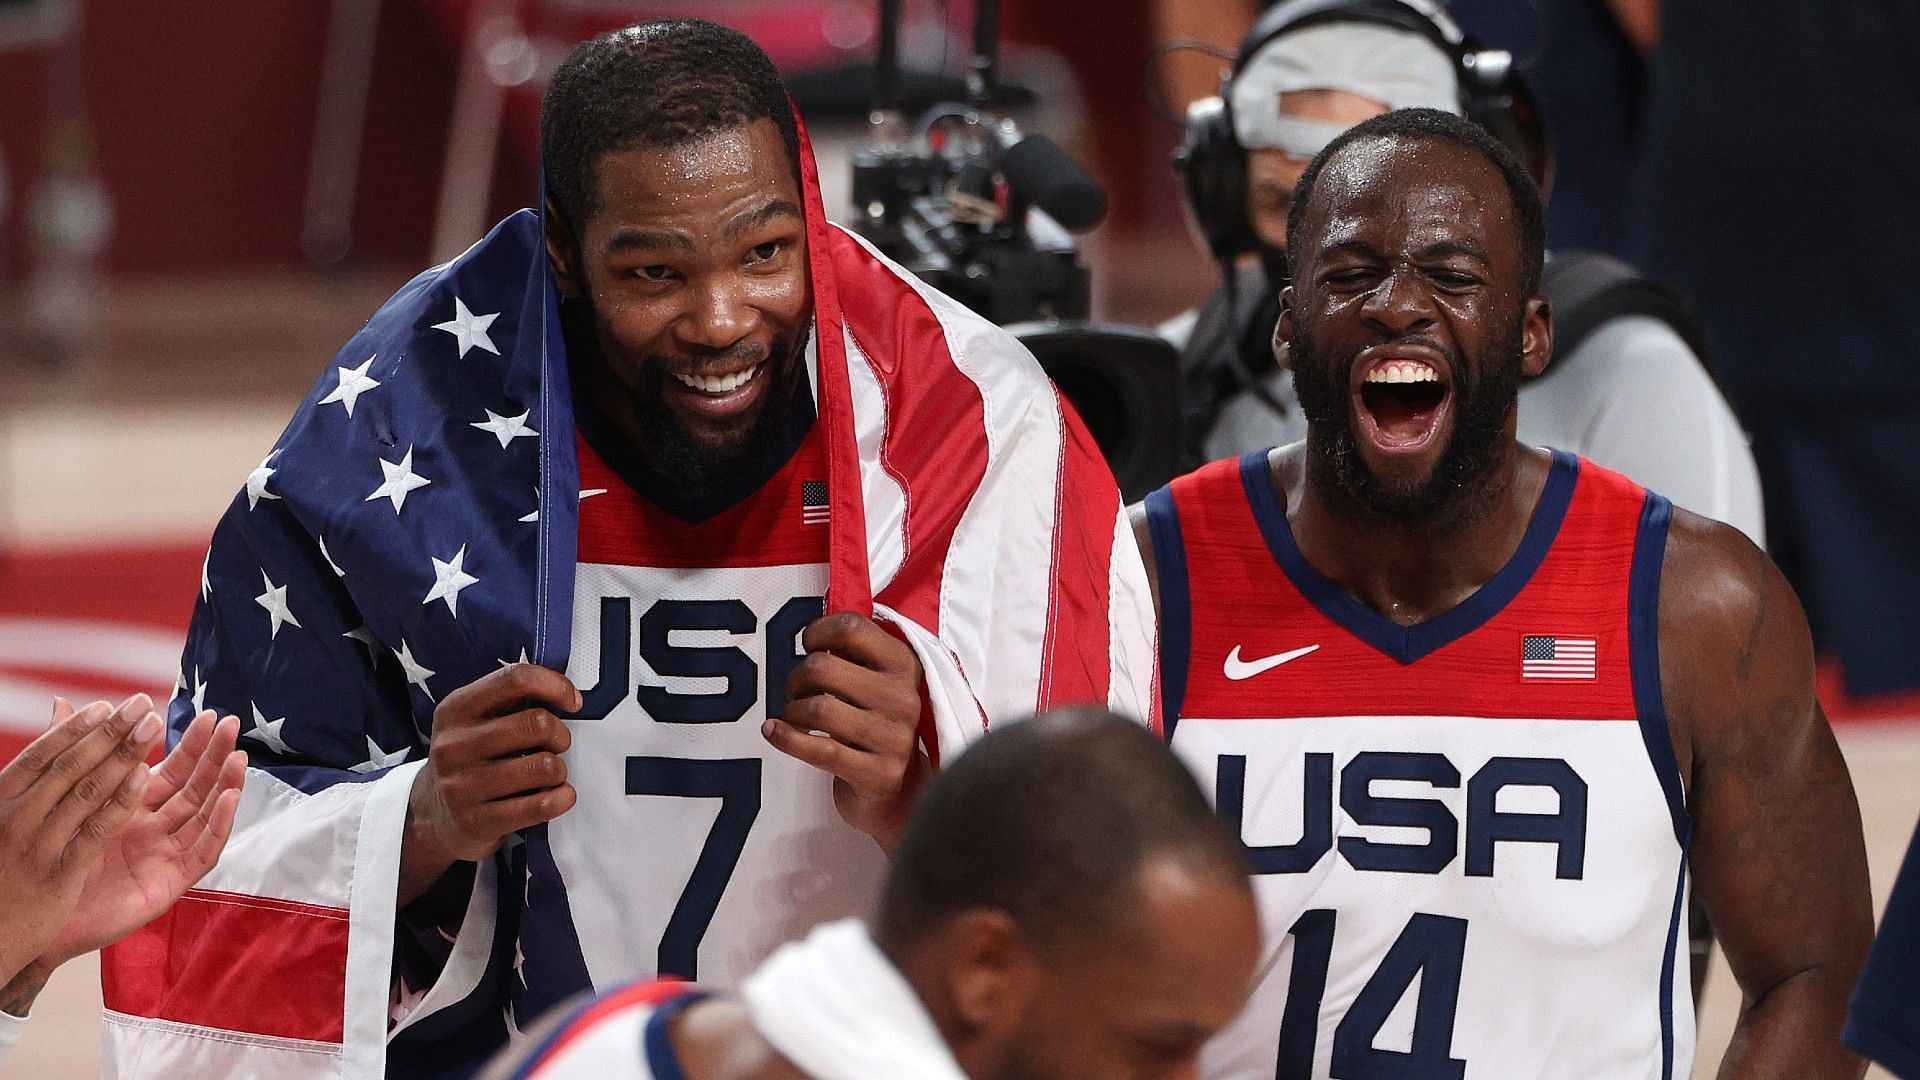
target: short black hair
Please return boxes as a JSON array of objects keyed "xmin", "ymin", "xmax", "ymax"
[
  {"xmin": 873, "ymin": 708, "xmax": 1252, "ymax": 960},
  {"xmin": 1286, "ymin": 107, "xmax": 1546, "ymax": 295},
  {"xmin": 539, "ymin": 19, "xmax": 803, "ymax": 232}
]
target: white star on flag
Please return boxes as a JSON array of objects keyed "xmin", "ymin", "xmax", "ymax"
[
  {"xmin": 190, "ymin": 667, "xmax": 207, "ymax": 713},
  {"xmin": 519, "ymin": 486, "xmax": 604, "ymax": 524},
  {"xmin": 319, "ymin": 355, "xmax": 381, "ymax": 417},
  {"xmin": 498, "ymin": 648, "xmax": 532, "ymax": 669},
  {"xmin": 245, "ymin": 453, "xmax": 281, "ymax": 511},
  {"xmin": 318, "ymin": 535, "xmax": 346, "ymax": 578},
  {"xmin": 247, "ymin": 704, "xmax": 294, "ymax": 755},
  {"xmin": 391, "ymin": 980, "xmax": 427, "ymax": 1026},
  {"xmin": 432, "ymin": 297, "xmax": 501, "ymax": 358},
  {"xmin": 393, "ymin": 639, "xmax": 437, "ymax": 700},
  {"xmin": 344, "ymin": 625, "xmax": 382, "ymax": 662},
  {"xmin": 472, "ymin": 409, "xmax": 538, "ymax": 448},
  {"xmin": 351, "ymin": 735, "xmax": 409, "ymax": 774},
  {"xmin": 423, "ymin": 545, "xmax": 480, "ymax": 618},
  {"xmin": 365, "ymin": 446, "xmax": 431, "ymax": 514},
  {"xmin": 254, "ymin": 571, "xmax": 302, "ymax": 639}
]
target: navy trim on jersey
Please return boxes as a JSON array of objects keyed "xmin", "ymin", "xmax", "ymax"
[
  {"xmin": 641, "ymin": 990, "xmax": 708, "ymax": 1080},
  {"xmin": 1658, "ymin": 860, "xmax": 1687, "ymax": 1080},
  {"xmin": 499, "ymin": 984, "xmax": 704, "ymax": 1080},
  {"xmin": 1628, "ymin": 492, "xmax": 1691, "ymax": 846},
  {"xmin": 1144, "ymin": 484, "xmax": 1193, "ymax": 736},
  {"xmin": 1239, "ymin": 449, "xmax": 1581, "ymax": 665},
  {"xmin": 500, "ymin": 987, "xmax": 606, "ymax": 1080}
]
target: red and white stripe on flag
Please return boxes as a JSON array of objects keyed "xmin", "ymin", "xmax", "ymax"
[{"xmin": 1522, "ymin": 635, "xmax": 1597, "ymax": 680}]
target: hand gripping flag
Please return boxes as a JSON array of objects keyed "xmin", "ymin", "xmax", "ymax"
[{"xmin": 98, "ymin": 112, "xmax": 1156, "ymax": 1078}]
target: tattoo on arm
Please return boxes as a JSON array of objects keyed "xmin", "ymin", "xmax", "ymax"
[{"xmin": 1667, "ymin": 518, "xmax": 1871, "ymax": 1079}]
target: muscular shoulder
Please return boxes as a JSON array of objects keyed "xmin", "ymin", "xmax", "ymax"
[
  {"xmin": 1657, "ymin": 506, "xmax": 1816, "ymax": 778},
  {"xmin": 1127, "ymin": 445, "xmax": 1299, "ymax": 618}
]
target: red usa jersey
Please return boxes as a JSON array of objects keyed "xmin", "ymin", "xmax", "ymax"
[
  {"xmin": 540, "ymin": 414, "xmax": 886, "ymax": 997},
  {"xmin": 1147, "ymin": 450, "xmax": 1691, "ymax": 1080},
  {"xmin": 506, "ymin": 980, "xmax": 704, "ymax": 1079}
]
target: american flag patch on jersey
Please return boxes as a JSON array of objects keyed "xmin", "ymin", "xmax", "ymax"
[
  {"xmin": 802, "ymin": 479, "xmax": 830, "ymax": 526},
  {"xmin": 1522, "ymin": 635, "xmax": 1597, "ymax": 679}
]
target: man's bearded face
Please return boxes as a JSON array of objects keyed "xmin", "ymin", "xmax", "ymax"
[
  {"xmin": 1291, "ymin": 312, "xmax": 1523, "ymax": 525},
  {"xmin": 1280, "ymin": 134, "xmax": 1543, "ymax": 527},
  {"xmin": 557, "ymin": 119, "xmax": 812, "ymax": 494}
]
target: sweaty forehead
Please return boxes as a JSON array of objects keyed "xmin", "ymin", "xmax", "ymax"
[
  {"xmin": 593, "ymin": 121, "xmax": 797, "ymax": 217},
  {"xmin": 1301, "ymin": 135, "xmax": 1519, "ymax": 267}
]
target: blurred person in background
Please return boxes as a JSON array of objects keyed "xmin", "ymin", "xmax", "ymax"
[
  {"xmin": 0, "ymin": 695, "xmax": 244, "ymax": 1065},
  {"xmin": 1637, "ymin": 1, "xmax": 1920, "ymax": 699},
  {"xmin": 481, "ymin": 710, "xmax": 1258, "ymax": 1080},
  {"xmin": 1847, "ymin": 817, "xmax": 1920, "ymax": 1078},
  {"xmin": 1160, "ymin": 0, "xmax": 1762, "ymax": 547},
  {"xmin": 1154, "ymin": 0, "xmax": 1657, "ymax": 259}
]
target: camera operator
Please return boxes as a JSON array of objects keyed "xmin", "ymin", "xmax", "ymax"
[{"xmin": 1162, "ymin": 0, "xmax": 1763, "ymax": 547}]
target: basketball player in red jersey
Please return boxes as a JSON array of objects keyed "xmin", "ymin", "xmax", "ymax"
[{"xmin": 1135, "ymin": 108, "xmax": 1873, "ymax": 1078}]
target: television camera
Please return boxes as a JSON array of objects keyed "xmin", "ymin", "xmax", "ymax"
[{"xmin": 845, "ymin": 0, "xmax": 1183, "ymax": 501}]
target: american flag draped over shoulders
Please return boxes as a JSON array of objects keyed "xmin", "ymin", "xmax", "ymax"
[{"xmin": 99, "ymin": 114, "xmax": 1156, "ymax": 1078}]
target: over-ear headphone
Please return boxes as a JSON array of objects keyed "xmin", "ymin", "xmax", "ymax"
[{"xmin": 1174, "ymin": 0, "xmax": 1551, "ymax": 266}]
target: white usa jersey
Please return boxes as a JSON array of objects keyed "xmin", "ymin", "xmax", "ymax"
[
  {"xmin": 531, "ymin": 413, "xmax": 886, "ymax": 1004},
  {"xmin": 505, "ymin": 980, "xmax": 704, "ymax": 1079},
  {"xmin": 1147, "ymin": 451, "xmax": 1692, "ymax": 1079}
]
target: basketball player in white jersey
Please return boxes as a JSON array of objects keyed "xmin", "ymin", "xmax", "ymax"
[
  {"xmin": 479, "ymin": 710, "xmax": 1260, "ymax": 1080},
  {"xmin": 1134, "ymin": 109, "xmax": 1873, "ymax": 1078}
]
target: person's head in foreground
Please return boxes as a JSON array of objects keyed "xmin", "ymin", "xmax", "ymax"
[
  {"xmin": 540, "ymin": 18, "xmax": 811, "ymax": 497},
  {"xmin": 501, "ymin": 708, "xmax": 1259, "ymax": 1080},
  {"xmin": 873, "ymin": 708, "xmax": 1259, "ymax": 1079},
  {"xmin": 1279, "ymin": 107, "xmax": 1548, "ymax": 531}
]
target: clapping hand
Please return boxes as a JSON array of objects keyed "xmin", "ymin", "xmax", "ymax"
[
  {"xmin": 0, "ymin": 696, "xmax": 163, "ymax": 984},
  {"xmin": 41, "ymin": 703, "xmax": 245, "ymax": 968},
  {"xmin": 0, "ymin": 694, "xmax": 244, "ymax": 1011}
]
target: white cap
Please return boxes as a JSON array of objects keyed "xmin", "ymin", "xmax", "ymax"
[{"xmin": 1231, "ymin": 22, "xmax": 1460, "ymax": 158}]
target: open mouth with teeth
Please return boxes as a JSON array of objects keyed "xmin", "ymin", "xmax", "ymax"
[
  {"xmin": 664, "ymin": 360, "xmax": 770, "ymax": 426},
  {"xmin": 673, "ymin": 363, "xmax": 763, "ymax": 396},
  {"xmin": 1355, "ymin": 356, "xmax": 1452, "ymax": 452}
]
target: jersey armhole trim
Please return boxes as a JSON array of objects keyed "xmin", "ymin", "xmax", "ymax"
[
  {"xmin": 641, "ymin": 990, "xmax": 708, "ymax": 1080},
  {"xmin": 1144, "ymin": 485, "xmax": 1192, "ymax": 737},
  {"xmin": 1629, "ymin": 491, "xmax": 1691, "ymax": 848}
]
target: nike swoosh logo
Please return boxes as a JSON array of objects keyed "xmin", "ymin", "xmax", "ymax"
[{"xmin": 1223, "ymin": 644, "xmax": 1321, "ymax": 680}]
